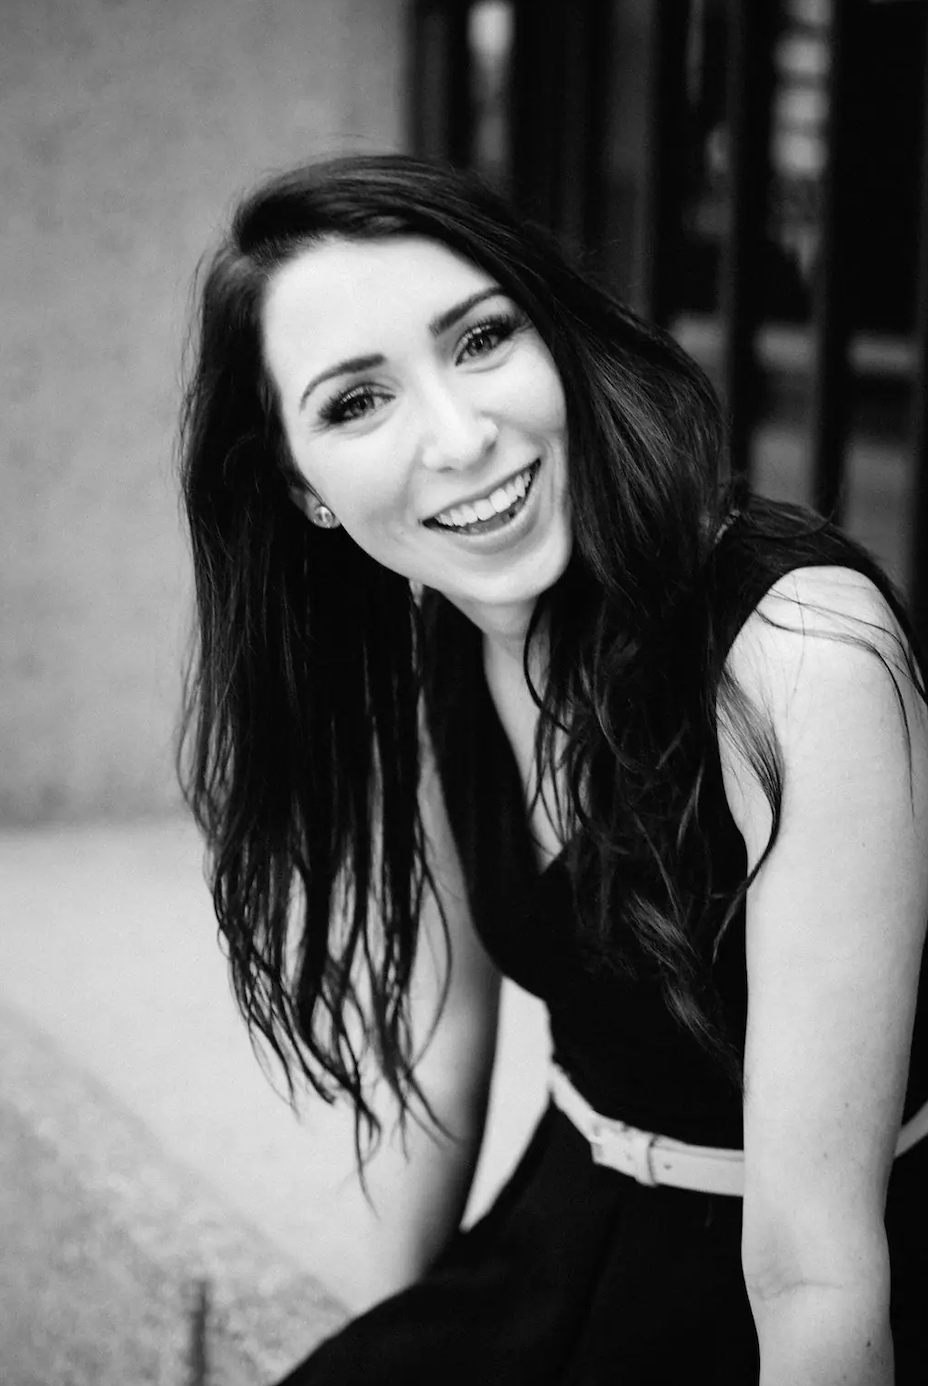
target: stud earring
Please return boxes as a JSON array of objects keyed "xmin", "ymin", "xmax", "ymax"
[{"xmin": 310, "ymin": 502, "xmax": 340, "ymax": 530}]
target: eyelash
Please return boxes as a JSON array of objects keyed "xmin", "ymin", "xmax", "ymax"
[
  {"xmin": 317, "ymin": 309, "xmax": 527, "ymax": 427},
  {"xmin": 457, "ymin": 310, "xmax": 525, "ymax": 361}
]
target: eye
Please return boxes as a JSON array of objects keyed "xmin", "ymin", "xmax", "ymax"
[
  {"xmin": 456, "ymin": 311, "xmax": 524, "ymax": 364},
  {"xmin": 318, "ymin": 384, "xmax": 387, "ymax": 427}
]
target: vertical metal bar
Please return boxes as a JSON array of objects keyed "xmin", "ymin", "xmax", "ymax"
[
  {"xmin": 809, "ymin": 1, "xmax": 859, "ymax": 521},
  {"xmin": 408, "ymin": 1, "xmax": 445, "ymax": 158},
  {"xmin": 548, "ymin": 0, "xmax": 610, "ymax": 254},
  {"xmin": 553, "ymin": 1, "xmax": 590, "ymax": 248},
  {"xmin": 578, "ymin": 0, "xmax": 613, "ymax": 259},
  {"xmin": 639, "ymin": 0, "xmax": 690, "ymax": 327},
  {"xmin": 407, "ymin": 0, "xmax": 428, "ymax": 155},
  {"xmin": 509, "ymin": 0, "xmax": 611, "ymax": 252},
  {"xmin": 408, "ymin": 0, "xmax": 472, "ymax": 166},
  {"xmin": 446, "ymin": 0, "xmax": 475, "ymax": 167},
  {"xmin": 907, "ymin": 22, "xmax": 928, "ymax": 647},
  {"xmin": 510, "ymin": 0, "xmax": 561, "ymax": 226},
  {"xmin": 719, "ymin": 3, "xmax": 777, "ymax": 481}
]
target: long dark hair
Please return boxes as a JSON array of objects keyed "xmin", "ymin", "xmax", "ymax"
[{"xmin": 178, "ymin": 153, "xmax": 923, "ymax": 1158}]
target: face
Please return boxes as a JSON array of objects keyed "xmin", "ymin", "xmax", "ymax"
[{"xmin": 261, "ymin": 236, "xmax": 571, "ymax": 637}]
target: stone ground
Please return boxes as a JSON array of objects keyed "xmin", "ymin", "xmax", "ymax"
[
  {"xmin": 0, "ymin": 1003, "xmax": 346, "ymax": 1385},
  {"xmin": 0, "ymin": 818, "xmax": 549, "ymax": 1385}
]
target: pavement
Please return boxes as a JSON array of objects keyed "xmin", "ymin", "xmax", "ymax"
[{"xmin": 0, "ymin": 818, "xmax": 550, "ymax": 1385}]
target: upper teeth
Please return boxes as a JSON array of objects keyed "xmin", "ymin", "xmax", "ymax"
[{"xmin": 432, "ymin": 465, "xmax": 534, "ymax": 529}]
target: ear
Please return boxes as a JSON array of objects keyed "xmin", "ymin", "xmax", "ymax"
[{"xmin": 288, "ymin": 483, "xmax": 316, "ymax": 519}]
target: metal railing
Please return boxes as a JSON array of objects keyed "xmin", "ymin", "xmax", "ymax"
[{"xmin": 410, "ymin": 0, "xmax": 928, "ymax": 643}]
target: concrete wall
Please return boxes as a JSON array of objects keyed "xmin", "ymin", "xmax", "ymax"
[{"xmin": 1, "ymin": 0, "xmax": 409, "ymax": 824}]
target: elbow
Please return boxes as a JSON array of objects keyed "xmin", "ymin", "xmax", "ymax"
[{"xmin": 741, "ymin": 1225, "xmax": 891, "ymax": 1311}]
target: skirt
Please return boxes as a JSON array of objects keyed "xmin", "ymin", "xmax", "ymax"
[{"xmin": 275, "ymin": 1101, "xmax": 928, "ymax": 1385}]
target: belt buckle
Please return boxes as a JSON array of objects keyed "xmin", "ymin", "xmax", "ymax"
[{"xmin": 590, "ymin": 1119, "xmax": 658, "ymax": 1187}]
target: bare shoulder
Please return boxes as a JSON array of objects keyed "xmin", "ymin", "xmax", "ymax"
[
  {"xmin": 718, "ymin": 563, "xmax": 928, "ymax": 855},
  {"xmin": 726, "ymin": 563, "xmax": 913, "ymax": 690}
]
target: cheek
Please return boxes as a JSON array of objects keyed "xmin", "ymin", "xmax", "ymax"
[
  {"xmin": 294, "ymin": 443, "xmax": 410, "ymax": 532},
  {"xmin": 514, "ymin": 354, "xmax": 568, "ymax": 437}
]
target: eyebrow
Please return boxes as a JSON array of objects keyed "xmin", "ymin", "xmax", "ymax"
[{"xmin": 298, "ymin": 285, "xmax": 505, "ymax": 411}]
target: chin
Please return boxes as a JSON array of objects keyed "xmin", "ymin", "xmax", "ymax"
[{"xmin": 478, "ymin": 552, "xmax": 572, "ymax": 612}]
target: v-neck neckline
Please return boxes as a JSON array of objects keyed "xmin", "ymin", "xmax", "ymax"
[{"xmin": 476, "ymin": 641, "xmax": 573, "ymax": 882}]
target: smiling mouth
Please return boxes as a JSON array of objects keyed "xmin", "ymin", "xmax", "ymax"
[{"xmin": 424, "ymin": 461, "xmax": 540, "ymax": 537}]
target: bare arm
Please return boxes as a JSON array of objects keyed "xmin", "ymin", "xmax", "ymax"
[
  {"xmin": 719, "ymin": 567, "xmax": 928, "ymax": 1386},
  {"xmin": 332, "ymin": 730, "xmax": 502, "ymax": 1312}
]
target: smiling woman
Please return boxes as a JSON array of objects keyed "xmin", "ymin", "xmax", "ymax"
[
  {"xmin": 177, "ymin": 155, "xmax": 928, "ymax": 1385},
  {"xmin": 260, "ymin": 236, "xmax": 571, "ymax": 626}
]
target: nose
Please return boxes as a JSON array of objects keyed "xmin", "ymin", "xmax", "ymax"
[{"xmin": 415, "ymin": 379, "xmax": 499, "ymax": 472}]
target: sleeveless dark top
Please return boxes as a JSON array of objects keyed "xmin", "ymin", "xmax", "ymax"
[
  {"xmin": 423, "ymin": 500, "xmax": 928, "ymax": 1150},
  {"xmin": 279, "ymin": 500, "xmax": 928, "ymax": 1386}
]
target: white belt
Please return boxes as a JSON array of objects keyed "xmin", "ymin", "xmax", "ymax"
[{"xmin": 550, "ymin": 1063, "xmax": 928, "ymax": 1198}]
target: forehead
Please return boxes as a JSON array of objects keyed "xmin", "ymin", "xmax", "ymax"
[{"xmin": 261, "ymin": 236, "xmax": 496, "ymax": 373}]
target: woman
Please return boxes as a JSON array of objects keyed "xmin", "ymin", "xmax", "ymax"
[{"xmin": 178, "ymin": 154, "xmax": 928, "ymax": 1384}]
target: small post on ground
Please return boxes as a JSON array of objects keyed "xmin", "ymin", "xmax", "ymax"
[{"xmin": 187, "ymin": 1277, "xmax": 210, "ymax": 1386}]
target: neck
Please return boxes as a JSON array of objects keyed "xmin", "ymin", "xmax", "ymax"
[
  {"xmin": 482, "ymin": 611, "xmax": 551, "ymax": 697},
  {"xmin": 444, "ymin": 592, "xmax": 539, "ymax": 666}
]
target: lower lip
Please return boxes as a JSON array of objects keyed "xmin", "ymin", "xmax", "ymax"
[{"xmin": 425, "ymin": 462, "xmax": 543, "ymax": 553}]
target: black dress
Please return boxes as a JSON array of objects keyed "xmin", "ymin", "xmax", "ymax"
[{"xmin": 277, "ymin": 504, "xmax": 928, "ymax": 1384}]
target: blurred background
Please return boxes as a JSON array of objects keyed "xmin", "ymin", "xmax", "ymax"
[{"xmin": 3, "ymin": 0, "xmax": 928, "ymax": 1381}]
